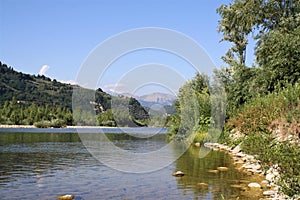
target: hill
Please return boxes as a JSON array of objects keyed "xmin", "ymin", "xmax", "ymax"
[{"xmin": 0, "ymin": 61, "xmax": 149, "ymax": 126}]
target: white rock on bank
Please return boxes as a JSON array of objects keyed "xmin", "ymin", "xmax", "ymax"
[
  {"xmin": 263, "ymin": 190, "xmax": 275, "ymax": 196},
  {"xmin": 232, "ymin": 145, "xmax": 241, "ymax": 154}
]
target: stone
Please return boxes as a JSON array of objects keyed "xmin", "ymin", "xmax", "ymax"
[
  {"xmin": 232, "ymin": 145, "xmax": 241, "ymax": 154},
  {"xmin": 266, "ymin": 173, "xmax": 274, "ymax": 181},
  {"xmin": 197, "ymin": 182, "xmax": 208, "ymax": 186},
  {"xmin": 230, "ymin": 184, "xmax": 243, "ymax": 189},
  {"xmin": 217, "ymin": 167, "xmax": 230, "ymax": 171},
  {"xmin": 57, "ymin": 195, "xmax": 74, "ymax": 200},
  {"xmin": 248, "ymin": 182, "xmax": 261, "ymax": 188},
  {"xmin": 263, "ymin": 190, "xmax": 275, "ymax": 196},
  {"xmin": 194, "ymin": 142, "xmax": 201, "ymax": 147},
  {"xmin": 236, "ymin": 152, "xmax": 246, "ymax": 157},
  {"xmin": 172, "ymin": 171, "xmax": 184, "ymax": 177},
  {"xmin": 208, "ymin": 169, "xmax": 219, "ymax": 173}
]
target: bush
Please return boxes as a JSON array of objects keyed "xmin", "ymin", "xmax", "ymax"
[
  {"xmin": 34, "ymin": 120, "xmax": 51, "ymax": 128},
  {"xmin": 34, "ymin": 119, "xmax": 66, "ymax": 128},
  {"xmin": 227, "ymin": 83, "xmax": 300, "ymax": 135},
  {"xmin": 241, "ymin": 132, "xmax": 300, "ymax": 198}
]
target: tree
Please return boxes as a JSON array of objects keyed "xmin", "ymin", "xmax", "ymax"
[
  {"xmin": 217, "ymin": 0, "xmax": 300, "ymax": 113},
  {"xmin": 217, "ymin": 0, "xmax": 258, "ymax": 68}
]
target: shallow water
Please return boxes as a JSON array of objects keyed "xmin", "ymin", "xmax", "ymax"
[{"xmin": 0, "ymin": 130, "xmax": 261, "ymax": 199}]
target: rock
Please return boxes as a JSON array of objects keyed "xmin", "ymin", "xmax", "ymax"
[
  {"xmin": 230, "ymin": 184, "xmax": 243, "ymax": 189},
  {"xmin": 194, "ymin": 142, "xmax": 201, "ymax": 147},
  {"xmin": 234, "ymin": 160, "xmax": 244, "ymax": 165},
  {"xmin": 207, "ymin": 169, "xmax": 219, "ymax": 173},
  {"xmin": 236, "ymin": 152, "xmax": 246, "ymax": 157},
  {"xmin": 248, "ymin": 182, "xmax": 261, "ymax": 188},
  {"xmin": 266, "ymin": 173, "xmax": 274, "ymax": 181},
  {"xmin": 57, "ymin": 195, "xmax": 74, "ymax": 200},
  {"xmin": 197, "ymin": 182, "xmax": 208, "ymax": 186},
  {"xmin": 263, "ymin": 190, "xmax": 275, "ymax": 196},
  {"xmin": 172, "ymin": 171, "xmax": 184, "ymax": 177},
  {"xmin": 232, "ymin": 145, "xmax": 241, "ymax": 154},
  {"xmin": 217, "ymin": 167, "xmax": 230, "ymax": 171}
]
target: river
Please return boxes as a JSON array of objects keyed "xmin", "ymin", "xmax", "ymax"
[{"xmin": 0, "ymin": 128, "xmax": 263, "ymax": 199}]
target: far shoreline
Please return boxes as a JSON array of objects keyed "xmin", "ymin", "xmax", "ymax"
[
  {"xmin": 0, "ymin": 124, "xmax": 167, "ymax": 129},
  {"xmin": 0, "ymin": 125, "xmax": 126, "ymax": 129}
]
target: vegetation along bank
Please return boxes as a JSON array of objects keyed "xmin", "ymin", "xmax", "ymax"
[{"xmin": 167, "ymin": 0, "xmax": 300, "ymax": 198}]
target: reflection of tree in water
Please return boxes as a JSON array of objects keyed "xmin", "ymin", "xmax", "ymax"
[
  {"xmin": 174, "ymin": 146, "xmax": 250, "ymax": 199},
  {"xmin": 0, "ymin": 132, "xmax": 87, "ymax": 185}
]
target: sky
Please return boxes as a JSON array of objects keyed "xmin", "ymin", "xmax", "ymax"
[{"xmin": 0, "ymin": 0, "xmax": 255, "ymax": 96}]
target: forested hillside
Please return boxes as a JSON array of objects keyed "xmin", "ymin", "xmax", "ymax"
[{"xmin": 0, "ymin": 62, "xmax": 149, "ymax": 127}]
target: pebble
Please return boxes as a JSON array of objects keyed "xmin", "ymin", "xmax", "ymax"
[
  {"xmin": 248, "ymin": 182, "xmax": 261, "ymax": 188},
  {"xmin": 207, "ymin": 169, "xmax": 219, "ymax": 173},
  {"xmin": 172, "ymin": 171, "xmax": 184, "ymax": 177},
  {"xmin": 217, "ymin": 167, "xmax": 230, "ymax": 171},
  {"xmin": 263, "ymin": 190, "xmax": 275, "ymax": 196},
  {"xmin": 197, "ymin": 182, "xmax": 209, "ymax": 186}
]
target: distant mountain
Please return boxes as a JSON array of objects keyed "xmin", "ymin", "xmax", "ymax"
[
  {"xmin": 138, "ymin": 92, "xmax": 176, "ymax": 106},
  {"xmin": 110, "ymin": 92, "xmax": 176, "ymax": 107}
]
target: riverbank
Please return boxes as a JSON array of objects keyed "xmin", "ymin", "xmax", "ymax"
[
  {"xmin": 204, "ymin": 142, "xmax": 287, "ymax": 200},
  {"xmin": 0, "ymin": 125, "xmax": 121, "ymax": 129}
]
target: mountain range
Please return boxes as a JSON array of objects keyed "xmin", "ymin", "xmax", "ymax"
[{"xmin": 117, "ymin": 92, "xmax": 176, "ymax": 107}]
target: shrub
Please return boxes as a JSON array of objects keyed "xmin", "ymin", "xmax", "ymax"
[
  {"xmin": 241, "ymin": 132, "xmax": 300, "ymax": 197},
  {"xmin": 227, "ymin": 83, "xmax": 300, "ymax": 135}
]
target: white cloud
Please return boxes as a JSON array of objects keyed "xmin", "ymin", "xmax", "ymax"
[
  {"xmin": 103, "ymin": 83, "xmax": 127, "ymax": 94},
  {"xmin": 39, "ymin": 65, "xmax": 50, "ymax": 75},
  {"xmin": 60, "ymin": 80, "xmax": 78, "ymax": 85}
]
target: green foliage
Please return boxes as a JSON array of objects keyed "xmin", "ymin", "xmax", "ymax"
[
  {"xmin": 0, "ymin": 99, "xmax": 73, "ymax": 127},
  {"xmin": 241, "ymin": 132, "xmax": 300, "ymax": 198},
  {"xmin": 0, "ymin": 61, "xmax": 150, "ymax": 127},
  {"xmin": 255, "ymin": 24, "xmax": 300, "ymax": 93},
  {"xmin": 167, "ymin": 73, "xmax": 212, "ymax": 142},
  {"xmin": 217, "ymin": 0, "xmax": 300, "ymax": 115},
  {"xmin": 227, "ymin": 83, "xmax": 300, "ymax": 134}
]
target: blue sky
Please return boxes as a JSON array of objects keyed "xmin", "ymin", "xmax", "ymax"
[{"xmin": 0, "ymin": 0, "xmax": 254, "ymax": 95}]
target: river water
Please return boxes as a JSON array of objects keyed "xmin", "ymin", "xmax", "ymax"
[{"xmin": 0, "ymin": 128, "xmax": 262, "ymax": 199}]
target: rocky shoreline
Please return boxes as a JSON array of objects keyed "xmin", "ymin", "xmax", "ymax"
[{"xmin": 204, "ymin": 142, "xmax": 288, "ymax": 200}]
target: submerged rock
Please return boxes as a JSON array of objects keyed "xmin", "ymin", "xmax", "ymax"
[
  {"xmin": 217, "ymin": 167, "xmax": 230, "ymax": 171},
  {"xmin": 230, "ymin": 184, "xmax": 243, "ymax": 189},
  {"xmin": 197, "ymin": 182, "xmax": 209, "ymax": 186},
  {"xmin": 207, "ymin": 169, "xmax": 219, "ymax": 173},
  {"xmin": 248, "ymin": 182, "xmax": 261, "ymax": 188},
  {"xmin": 194, "ymin": 142, "xmax": 201, "ymax": 147}
]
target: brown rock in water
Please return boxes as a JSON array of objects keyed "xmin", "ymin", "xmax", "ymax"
[
  {"xmin": 230, "ymin": 184, "xmax": 243, "ymax": 189},
  {"xmin": 197, "ymin": 182, "xmax": 209, "ymax": 186},
  {"xmin": 217, "ymin": 167, "xmax": 230, "ymax": 171},
  {"xmin": 207, "ymin": 169, "xmax": 219, "ymax": 173},
  {"xmin": 194, "ymin": 142, "xmax": 201, "ymax": 147},
  {"xmin": 57, "ymin": 195, "xmax": 74, "ymax": 200},
  {"xmin": 172, "ymin": 171, "xmax": 185, "ymax": 177}
]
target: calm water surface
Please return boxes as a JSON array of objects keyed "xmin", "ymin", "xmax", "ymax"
[{"xmin": 0, "ymin": 129, "xmax": 260, "ymax": 200}]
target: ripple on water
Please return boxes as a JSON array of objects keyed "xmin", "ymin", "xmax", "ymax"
[{"xmin": 0, "ymin": 132, "xmax": 265, "ymax": 199}]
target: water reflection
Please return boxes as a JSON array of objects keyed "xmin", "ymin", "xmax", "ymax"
[
  {"xmin": 173, "ymin": 146, "xmax": 264, "ymax": 199},
  {"xmin": 0, "ymin": 131, "xmax": 262, "ymax": 199}
]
